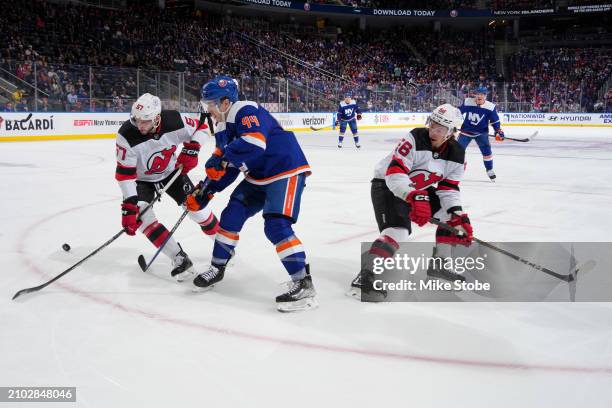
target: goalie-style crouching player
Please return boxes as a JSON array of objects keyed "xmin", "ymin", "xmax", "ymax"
[
  {"xmin": 350, "ymin": 104, "xmax": 474, "ymax": 301},
  {"xmin": 115, "ymin": 93, "xmax": 219, "ymax": 281}
]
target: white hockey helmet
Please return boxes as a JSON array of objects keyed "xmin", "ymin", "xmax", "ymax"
[
  {"xmin": 130, "ymin": 93, "xmax": 161, "ymax": 130},
  {"xmin": 426, "ymin": 103, "xmax": 463, "ymax": 137}
]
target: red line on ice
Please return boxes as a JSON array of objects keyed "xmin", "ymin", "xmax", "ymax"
[{"xmin": 15, "ymin": 199, "xmax": 612, "ymax": 375}]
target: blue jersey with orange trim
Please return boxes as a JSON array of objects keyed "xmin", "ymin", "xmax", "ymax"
[
  {"xmin": 459, "ymin": 97, "xmax": 501, "ymax": 135},
  {"xmin": 215, "ymin": 101, "xmax": 311, "ymax": 185},
  {"xmin": 337, "ymin": 99, "xmax": 361, "ymax": 121}
]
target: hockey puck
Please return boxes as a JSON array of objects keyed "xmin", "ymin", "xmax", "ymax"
[{"xmin": 62, "ymin": 243, "xmax": 71, "ymax": 252}]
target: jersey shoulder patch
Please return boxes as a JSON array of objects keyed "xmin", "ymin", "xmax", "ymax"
[
  {"xmin": 410, "ymin": 128, "xmax": 432, "ymax": 151},
  {"xmin": 118, "ymin": 121, "xmax": 148, "ymax": 148},
  {"xmin": 441, "ymin": 138, "xmax": 466, "ymax": 164},
  {"xmin": 159, "ymin": 110, "xmax": 184, "ymax": 134}
]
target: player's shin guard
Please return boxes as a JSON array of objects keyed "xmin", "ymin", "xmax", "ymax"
[{"xmin": 264, "ymin": 217, "xmax": 307, "ymax": 280}]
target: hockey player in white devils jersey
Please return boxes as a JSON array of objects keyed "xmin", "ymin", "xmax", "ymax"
[
  {"xmin": 350, "ymin": 104, "xmax": 474, "ymax": 300},
  {"xmin": 115, "ymin": 93, "xmax": 219, "ymax": 280}
]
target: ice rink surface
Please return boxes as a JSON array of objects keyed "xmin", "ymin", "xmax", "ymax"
[{"xmin": 2, "ymin": 126, "xmax": 612, "ymax": 407}]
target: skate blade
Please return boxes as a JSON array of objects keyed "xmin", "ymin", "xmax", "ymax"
[
  {"xmin": 277, "ymin": 297, "xmax": 318, "ymax": 313},
  {"xmin": 346, "ymin": 287, "xmax": 361, "ymax": 299},
  {"xmin": 174, "ymin": 268, "xmax": 194, "ymax": 283},
  {"xmin": 191, "ymin": 283, "xmax": 215, "ymax": 293}
]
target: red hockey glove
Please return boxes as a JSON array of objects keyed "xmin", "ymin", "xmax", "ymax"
[
  {"xmin": 495, "ymin": 128, "xmax": 505, "ymax": 142},
  {"xmin": 205, "ymin": 148, "xmax": 227, "ymax": 181},
  {"xmin": 448, "ymin": 213, "xmax": 473, "ymax": 245},
  {"xmin": 176, "ymin": 141, "xmax": 200, "ymax": 174},
  {"xmin": 407, "ymin": 190, "xmax": 431, "ymax": 227},
  {"xmin": 357, "ymin": 114, "xmax": 362, "ymax": 120},
  {"xmin": 121, "ymin": 197, "xmax": 142, "ymax": 236}
]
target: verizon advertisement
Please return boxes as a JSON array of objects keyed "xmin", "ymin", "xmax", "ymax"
[{"xmin": 1, "ymin": 112, "xmax": 610, "ymax": 141}]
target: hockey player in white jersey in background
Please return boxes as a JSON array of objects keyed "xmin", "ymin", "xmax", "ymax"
[
  {"xmin": 350, "ymin": 104, "xmax": 473, "ymax": 301},
  {"xmin": 457, "ymin": 86, "xmax": 505, "ymax": 181},
  {"xmin": 115, "ymin": 93, "xmax": 219, "ymax": 280}
]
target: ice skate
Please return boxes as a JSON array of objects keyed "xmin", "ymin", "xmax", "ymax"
[
  {"xmin": 170, "ymin": 249, "xmax": 194, "ymax": 282},
  {"xmin": 487, "ymin": 169, "xmax": 496, "ymax": 182},
  {"xmin": 192, "ymin": 263, "xmax": 225, "ymax": 292},
  {"xmin": 276, "ymin": 267, "xmax": 317, "ymax": 312}
]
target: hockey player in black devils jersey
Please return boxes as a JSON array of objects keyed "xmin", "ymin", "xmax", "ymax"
[
  {"xmin": 350, "ymin": 104, "xmax": 474, "ymax": 300},
  {"xmin": 115, "ymin": 93, "xmax": 219, "ymax": 281}
]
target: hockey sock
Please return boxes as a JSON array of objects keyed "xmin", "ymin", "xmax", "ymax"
[
  {"xmin": 353, "ymin": 135, "xmax": 359, "ymax": 144},
  {"xmin": 212, "ymin": 228, "xmax": 238, "ymax": 266},
  {"xmin": 483, "ymin": 156, "xmax": 493, "ymax": 171},
  {"xmin": 199, "ymin": 212, "xmax": 219, "ymax": 236},
  {"xmin": 142, "ymin": 221, "xmax": 181, "ymax": 258},
  {"xmin": 363, "ymin": 234, "xmax": 400, "ymax": 272},
  {"xmin": 265, "ymin": 217, "xmax": 307, "ymax": 280},
  {"xmin": 338, "ymin": 135, "xmax": 345, "ymax": 144}
]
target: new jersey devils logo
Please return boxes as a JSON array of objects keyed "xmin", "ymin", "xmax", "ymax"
[
  {"xmin": 408, "ymin": 169, "xmax": 443, "ymax": 189},
  {"xmin": 145, "ymin": 146, "xmax": 176, "ymax": 175}
]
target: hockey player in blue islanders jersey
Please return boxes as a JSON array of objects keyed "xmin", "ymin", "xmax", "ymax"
[
  {"xmin": 457, "ymin": 86, "xmax": 505, "ymax": 181},
  {"xmin": 184, "ymin": 76, "xmax": 316, "ymax": 312},
  {"xmin": 336, "ymin": 92, "xmax": 362, "ymax": 148}
]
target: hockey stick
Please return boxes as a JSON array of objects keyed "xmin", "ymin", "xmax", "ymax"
[
  {"xmin": 12, "ymin": 167, "xmax": 184, "ymax": 300},
  {"xmin": 488, "ymin": 130, "xmax": 538, "ymax": 143},
  {"xmin": 137, "ymin": 106, "xmax": 217, "ymax": 272},
  {"xmin": 459, "ymin": 130, "xmax": 537, "ymax": 143},
  {"xmin": 138, "ymin": 177, "xmax": 213, "ymax": 273},
  {"xmin": 428, "ymin": 218, "xmax": 576, "ymax": 282},
  {"xmin": 310, "ymin": 124, "xmax": 334, "ymax": 131}
]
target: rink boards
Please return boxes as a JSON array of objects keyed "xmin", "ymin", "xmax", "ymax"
[{"xmin": 0, "ymin": 111, "xmax": 611, "ymax": 142}]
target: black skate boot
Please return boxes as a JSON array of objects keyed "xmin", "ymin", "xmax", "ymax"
[
  {"xmin": 276, "ymin": 265, "xmax": 317, "ymax": 312},
  {"xmin": 192, "ymin": 263, "xmax": 225, "ymax": 291},
  {"xmin": 170, "ymin": 249, "xmax": 193, "ymax": 282},
  {"xmin": 426, "ymin": 257, "xmax": 466, "ymax": 283},
  {"xmin": 348, "ymin": 268, "xmax": 387, "ymax": 302}
]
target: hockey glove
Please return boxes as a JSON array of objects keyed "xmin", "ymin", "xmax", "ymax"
[
  {"xmin": 495, "ymin": 128, "xmax": 505, "ymax": 142},
  {"xmin": 176, "ymin": 141, "xmax": 200, "ymax": 174},
  {"xmin": 357, "ymin": 114, "xmax": 362, "ymax": 120},
  {"xmin": 205, "ymin": 148, "xmax": 227, "ymax": 181},
  {"xmin": 448, "ymin": 213, "xmax": 473, "ymax": 245},
  {"xmin": 184, "ymin": 181, "xmax": 214, "ymax": 211},
  {"xmin": 407, "ymin": 190, "xmax": 431, "ymax": 227},
  {"xmin": 121, "ymin": 196, "xmax": 142, "ymax": 236}
]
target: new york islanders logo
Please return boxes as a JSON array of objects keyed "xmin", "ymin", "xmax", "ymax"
[
  {"xmin": 145, "ymin": 146, "xmax": 177, "ymax": 175},
  {"xmin": 218, "ymin": 79, "xmax": 227, "ymax": 87}
]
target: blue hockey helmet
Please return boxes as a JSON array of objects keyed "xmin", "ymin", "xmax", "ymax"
[
  {"xmin": 344, "ymin": 91, "xmax": 352, "ymax": 98},
  {"xmin": 201, "ymin": 76, "xmax": 239, "ymax": 105},
  {"xmin": 474, "ymin": 86, "xmax": 488, "ymax": 95}
]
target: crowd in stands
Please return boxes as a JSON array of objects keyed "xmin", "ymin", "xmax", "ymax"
[
  {"xmin": 507, "ymin": 47, "xmax": 611, "ymax": 112},
  {"xmin": 0, "ymin": 0, "xmax": 610, "ymax": 113}
]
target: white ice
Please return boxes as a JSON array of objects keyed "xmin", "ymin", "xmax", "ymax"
[{"xmin": 2, "ymin": 126, "xmax": 612, "ymax": 408}]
